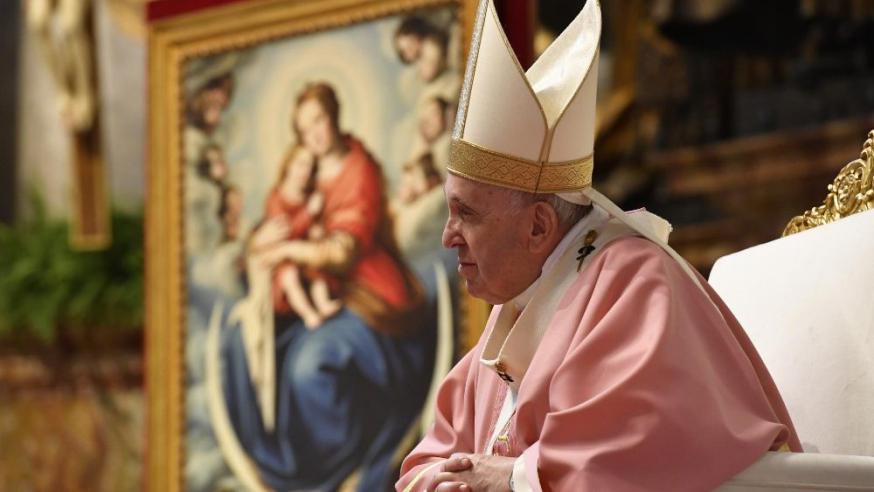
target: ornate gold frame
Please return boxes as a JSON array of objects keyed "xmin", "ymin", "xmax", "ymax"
[
  {"xmin": 145, "ymin": 1, "xmax": 480, "ymax": 489},
  {"xmin": 783, "ymin": 130, "xmax": 874, "ymax": 236}
]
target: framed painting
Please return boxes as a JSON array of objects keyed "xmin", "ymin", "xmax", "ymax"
[{"xmin": 145, "ymin": 0, "xmax": 485, "ymax": 490}]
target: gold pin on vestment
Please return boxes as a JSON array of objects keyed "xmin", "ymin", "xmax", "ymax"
[{"xmin": 576, "ymin": 230, "xmax": 599, "ymax": 271}]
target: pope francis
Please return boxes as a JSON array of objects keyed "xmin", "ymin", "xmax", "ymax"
[{"xmin": 396, "ymin": 0, "xmax": 801, "ymax": 491}]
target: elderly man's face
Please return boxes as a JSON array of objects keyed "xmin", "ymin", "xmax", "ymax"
[{"xmin": 442, "ymin": 174, "xmax": 540, "ymax": 304}]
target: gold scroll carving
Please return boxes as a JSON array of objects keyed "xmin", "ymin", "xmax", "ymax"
[{"xmin": 783, "ymin": 130, "xmax": 874, "ymax": 236}]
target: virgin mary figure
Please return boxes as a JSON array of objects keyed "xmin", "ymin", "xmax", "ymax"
[{"xmin": 215, "ymin": 82, "xmax": 435, "ymax": 491}]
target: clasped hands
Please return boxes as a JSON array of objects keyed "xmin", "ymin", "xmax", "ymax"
[{"xmin": 424, "ymin": 453, "xmax": 515, "ymax": 492}]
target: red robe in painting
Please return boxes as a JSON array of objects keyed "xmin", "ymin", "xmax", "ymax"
[{"xmin": 319, "ymin": 137, "xmax": 411, "ymax": 305}]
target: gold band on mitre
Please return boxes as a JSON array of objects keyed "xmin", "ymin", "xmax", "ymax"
[{"xmin": 447, "ymin": 139, "xmax": 594, "ymax": 194}]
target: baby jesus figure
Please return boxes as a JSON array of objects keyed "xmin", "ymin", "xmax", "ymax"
[{"xmin": 257, "ymin": 145, "xmax": 342, "ymax": 329}]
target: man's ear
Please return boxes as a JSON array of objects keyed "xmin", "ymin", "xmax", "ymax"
[{"xmin": 529, "ymin": 201, "xmax": 559, "ymax": 254}]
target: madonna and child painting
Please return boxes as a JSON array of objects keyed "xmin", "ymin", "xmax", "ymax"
[{"xmin": 179, "ymin": 6, "xmax": 464, "ymax": 491}]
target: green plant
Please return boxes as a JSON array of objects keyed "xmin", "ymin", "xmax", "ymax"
[{"xmin": 0, "ymin": 196, "xmax": 144, "ymax": 343}]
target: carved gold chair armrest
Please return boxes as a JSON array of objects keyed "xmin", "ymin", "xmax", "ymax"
[{"xmin": 783, "ymin": 130, "xmax": 874, "ymax": 236}]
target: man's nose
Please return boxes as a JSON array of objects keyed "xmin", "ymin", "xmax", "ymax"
[{"xmin": 442, "ymin": 219, "xmax": 462, "ymax": 249}]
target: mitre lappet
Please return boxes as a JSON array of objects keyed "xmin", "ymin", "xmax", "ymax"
[{"xmin": 449, "ymin": 0, "xmax": 708, "ymax": 389}]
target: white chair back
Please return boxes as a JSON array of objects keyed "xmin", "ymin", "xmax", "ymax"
[{"xmin": 709, "ymin": 209, "xmax": 874, "ymax": 456}]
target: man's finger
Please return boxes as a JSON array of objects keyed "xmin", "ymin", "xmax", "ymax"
[
  {"xmin": 434, "ymin": 482, "xmax": 471, "ymax": 492},
  {"xmin": 427, "ymin": 471, "xmax": 461, "ymax": 492},
  {"xmin": 426, "ymin": 472, "xmax": 448, "ymax": 492},
  {"xmin": 443, "ymin": 455, "xmax": 473, "ymax": 472}
]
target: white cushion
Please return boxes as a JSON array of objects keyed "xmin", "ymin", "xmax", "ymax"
[
  {"xmin": 709, "ymin": 209, "xmax": 874, "ymax": 456},
  {"xmin": 717, "ymin": 451, "xmax": 874, "ymax": 491}
]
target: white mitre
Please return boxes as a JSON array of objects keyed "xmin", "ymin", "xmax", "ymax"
[{"xmin": 449, "ymin": 0, "xmax": 703, "ymax": 288}]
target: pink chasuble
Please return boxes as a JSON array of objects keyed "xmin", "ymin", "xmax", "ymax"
[{"xmin": 397, "ymin": 235, "xmax": 800, "ymax": 492}]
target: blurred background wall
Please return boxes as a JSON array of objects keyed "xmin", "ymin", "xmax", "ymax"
[{"xmin": 1, "ymin": 0, "xmax": 872, "ymax": 490}]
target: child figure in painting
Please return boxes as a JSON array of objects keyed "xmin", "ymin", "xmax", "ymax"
[{"xmin": 258, "ymin": 145, "xmax": 342, "ymax": 329}]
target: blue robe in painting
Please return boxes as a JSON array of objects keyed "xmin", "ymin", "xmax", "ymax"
[{"xmin": 222, "ymin": 307, "xmax": 435, "ymax": 491}]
